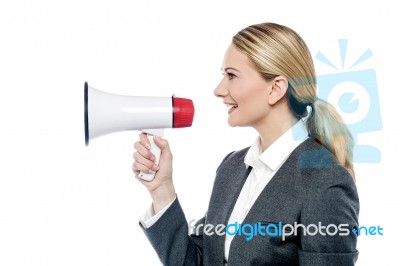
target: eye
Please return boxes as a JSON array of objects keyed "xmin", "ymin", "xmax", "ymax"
[{"xmin": 226, "ymin": 72, "xmax": 236, "ymax": 80}]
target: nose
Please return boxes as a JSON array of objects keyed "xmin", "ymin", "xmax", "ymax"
[{"xmin": 214, "ymin": 78, "xmax": 228, "ymax": 98}]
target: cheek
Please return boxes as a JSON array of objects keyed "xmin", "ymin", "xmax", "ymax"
[{"xmin": 235, "ymin": 84, "xmax": 268, "ymax": 109}]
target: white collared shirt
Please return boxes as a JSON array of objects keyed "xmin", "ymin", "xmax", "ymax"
[{"xmin": 224, "ymin": 120, "xmax": 309, "ymax": 261}]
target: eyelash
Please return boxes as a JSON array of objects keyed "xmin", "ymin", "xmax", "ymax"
[{"xmin": 226, "ymin": 72, "xmax": 236, "ymax": 80}]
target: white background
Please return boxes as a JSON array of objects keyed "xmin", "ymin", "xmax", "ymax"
[{"xmin": 1, "ymin": 0, "xmax": 399, "ymax": 265}]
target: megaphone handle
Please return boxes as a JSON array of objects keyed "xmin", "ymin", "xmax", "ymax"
[{"xmin": 138, "ymin": 135, "xmax": 160, "ymax": 181}]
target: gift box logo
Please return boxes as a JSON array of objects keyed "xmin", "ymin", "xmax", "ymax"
[{"xmin": 315, "ymin": 39, "xmax": 382, "ymax": 163}]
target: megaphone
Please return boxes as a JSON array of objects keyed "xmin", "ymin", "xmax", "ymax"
[{"xmin": 84, "ymin": 82, "xmax": 195, "ymax": 181}]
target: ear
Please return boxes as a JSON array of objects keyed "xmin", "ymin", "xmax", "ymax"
[{"xmin": 267, "ymin": 76, "xmax": 288, "ymax": 105}]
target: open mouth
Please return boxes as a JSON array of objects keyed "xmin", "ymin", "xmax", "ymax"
[{"xmin": 226, "ymin": 104, "xmax": 238, "ymax": 113}]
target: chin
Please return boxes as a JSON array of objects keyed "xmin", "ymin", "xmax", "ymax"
[
  {"xmin": 227, "ymin": 118, "xmax": 236, "ymax": 127},
  {"xmin": 227, "ymin": 117, "xmax": 246, "ymax": 127}
]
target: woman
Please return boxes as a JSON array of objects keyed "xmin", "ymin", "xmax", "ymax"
[{"xmin": 132, "ymin": 22, "xmax": 359, "ymax": 265}]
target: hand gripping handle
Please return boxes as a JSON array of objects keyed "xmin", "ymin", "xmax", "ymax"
[
  {"xmin": 138, "ymin": 135, "xmax": 160, "ymax": 181},
  {"xmin": 138, "ymin": 130, "xmax": 163, "ymax": 181}
]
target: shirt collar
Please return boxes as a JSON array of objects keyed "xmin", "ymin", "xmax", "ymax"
[{"xmin": 244, "ymin": 119, "xmax": 309, "ymax": 171}]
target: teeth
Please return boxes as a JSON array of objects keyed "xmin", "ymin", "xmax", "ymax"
[{"xmin": 226, "ymin": 104, "xmax": 238, "ymax": 110}]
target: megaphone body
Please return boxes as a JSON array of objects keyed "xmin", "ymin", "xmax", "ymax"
[{"xmin": 84, "ymin": 82, "xmax": 194, "ymax": 181}]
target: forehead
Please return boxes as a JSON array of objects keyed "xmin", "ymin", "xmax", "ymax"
[{"xmin": 222, "ymin": 44, "xmax": 254, "ymax": 71}]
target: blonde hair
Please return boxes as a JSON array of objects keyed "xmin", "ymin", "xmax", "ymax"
[{"xmin": 232, "ymin": 22, "xmax": 355, "ymax": 179}]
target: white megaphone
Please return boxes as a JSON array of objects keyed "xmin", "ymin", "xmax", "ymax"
[{"xmin": 84, "ymin": 82, "xmax": 195, "ymax": 181}]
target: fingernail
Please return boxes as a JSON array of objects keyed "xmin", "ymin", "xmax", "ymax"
[
  {"xmin": 150, "ymin": 155, "xmax": 155, "ymax": 161},
  {"xmin": 146, "ymin": 144, "xmax": 151, "ymax": 150},
  {"xmin": 153, "ymin": 164, "xmax": 159, "ymax": 171}
]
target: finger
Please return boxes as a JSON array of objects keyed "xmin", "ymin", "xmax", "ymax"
[
  {"xmin": 153, "ymin": 136, "xmax": 173, "ymax": 159},
  {"xmin": 131, "ymin": 167, "xmax": 140, "ymax": 177},
  {"xmin": 139, "ymin": 132, "xmax": 151, "ymax": 150},
  {"xmin": 133, "ymin": 152, "xmax": 159, "ymax": 172},
  {"xmin": 153, "ymin": 135, "xmax": 168, "ymax": 149},
  {"xmin": 132, "ymin": 161, "xmax": 155, "ymax": 174},
  {"xmin": 134, "ymin": 141, "xmax": 155, "ymax": 161}
]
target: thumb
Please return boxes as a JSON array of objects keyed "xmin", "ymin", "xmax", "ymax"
[{"xmin": 153, "ymin": 136, "xmax": 172, "ymax": 157}]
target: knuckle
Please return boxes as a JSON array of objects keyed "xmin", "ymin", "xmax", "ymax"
[
  {"xmin": 141, "ymin": 140, "xmax": 150, "ymax": 149},
  {"xmin": 145, "ymin": 160, "xmax": 154, "ymax": 169},
  {"xmin": 133, "ymin": 152, "xmax": 139, "ymax": 160},
  {"xmin": 133, "ymin": 141, "xmax": 141, "ymax": 149}
]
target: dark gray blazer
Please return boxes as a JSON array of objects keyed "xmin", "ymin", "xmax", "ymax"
[{"xmin": 140, "ymin": 138, "xmax": 359, "ymax": 265}]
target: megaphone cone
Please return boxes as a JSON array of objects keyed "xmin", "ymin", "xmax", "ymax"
[{"xmin": 84, "ymin": 82, "xmax": 194, "ymax": 146}]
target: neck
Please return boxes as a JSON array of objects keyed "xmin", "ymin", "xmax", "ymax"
[{"xmin": 255, "ymin": 111, "xmax": 299, "ymax": 151}]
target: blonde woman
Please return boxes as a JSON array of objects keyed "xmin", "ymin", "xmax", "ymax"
[{"xmin": 133, "ymin": 22, "xmax": 359, "ymax": 265}]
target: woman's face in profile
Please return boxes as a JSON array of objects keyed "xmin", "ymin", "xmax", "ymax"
[{"xmin": 214, "ymin": 44, "xmax": 274, "ymax": 128}]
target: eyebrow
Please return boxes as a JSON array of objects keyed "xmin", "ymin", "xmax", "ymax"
[{"xmin": 221, "ymin": 67, "xmax": 241, "ymax": 73}]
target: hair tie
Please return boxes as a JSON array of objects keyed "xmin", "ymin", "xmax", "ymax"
[{"xmin": 286, "ymin": 83, "xmax": 307, "ymax": 117}]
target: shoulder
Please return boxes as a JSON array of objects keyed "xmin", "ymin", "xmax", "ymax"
[
  {"xmin": 214, "ymin": 146, "xmax": 249, "ymax": 172},
  {"xmin": 220, "ymin": 146, "xmax": 249, "ymax": 164},
  {"xmin": 293, "ymin": 138, "xmax": 355, "ymax": 188},
  {"xmin": 291, "ymin": 138, "xmax": 359, "ymax": 213},
  {"xmin": 211, "ymin": 147, "xmax": 251, "ymax": 188}
]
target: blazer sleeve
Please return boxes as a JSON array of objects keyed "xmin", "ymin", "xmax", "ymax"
[
  {"xmin": 139, "ymin": 197, "xmax": 204, "ymax": 266},
  {"xmin": 138, "ymin": 151, "xmax": 235, "ymax": 266},
  {"xmin": 298, "ymin": 164, "xmax": 360, "ymax": 266}
]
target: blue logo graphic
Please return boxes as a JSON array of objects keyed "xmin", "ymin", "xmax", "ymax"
[
  {"xmin": 316, "ymin": 39, "xmax": 382, "ymax": 163},
  {"xmin": 351, "ymin": 225, "xmax": 383, "ymax": 236}
]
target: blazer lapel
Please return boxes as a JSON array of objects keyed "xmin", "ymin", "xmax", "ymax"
[
  {"xmin": 204, "ymin": 148, "xmax": 252, "ymax": 265},
  {"xmin": 221, "ymin": 165, "xmax": 253, "ymax": 226}
]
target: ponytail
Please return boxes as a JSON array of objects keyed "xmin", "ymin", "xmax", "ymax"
[{"xmin": 305, "ymin": 98, "xmax": 355, "ymax": 179}]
